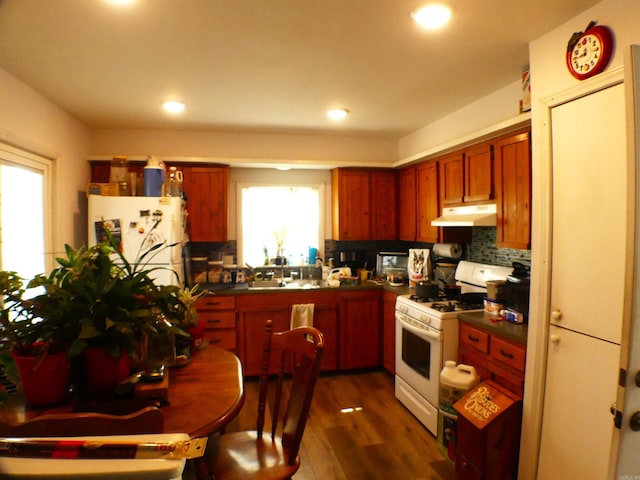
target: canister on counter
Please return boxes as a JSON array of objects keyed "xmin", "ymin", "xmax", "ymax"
[
  {"xmin": 208, "ymin": 261, "xmax": 223, "ymax": 283},
  {"xmin": 190, "ymin": 257, "xmax": 208, "ymax": 284}
]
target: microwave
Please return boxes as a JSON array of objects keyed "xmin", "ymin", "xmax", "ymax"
[{"xmin": 376, "ymin": 251, "xmax": 408, "ymax": 276}]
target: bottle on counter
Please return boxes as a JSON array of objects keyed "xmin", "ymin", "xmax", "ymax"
[{"xmin": 166, "ymin": 166, "xmax": 183, "ymax": 197}]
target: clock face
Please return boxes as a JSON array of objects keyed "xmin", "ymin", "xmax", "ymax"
[{"xmin": 566, "ymin": 25, "xmax": 613, "ymax": 80}]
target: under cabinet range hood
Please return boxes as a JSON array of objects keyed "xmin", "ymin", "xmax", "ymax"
[{"xmin": 431, "ymin": 204, "xmax": 497, "ymax": 227}]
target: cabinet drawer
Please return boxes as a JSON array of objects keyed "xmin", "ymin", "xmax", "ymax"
[
  {"xmin": 196, "ymin": 296, "xmax": 236, "ymax": 310},
  {"xmin": 204, "ymin": 330, "xmax": 236, "ymax": 350},
  {"xmin": 200, "ymin": 310, "xmax": 236, "ymax": 329},
  {"xmin": 490, "ymin": 336, "xmax": 526, "ymax": 372},
  {"xmin": 459, "ymin": 324, "xmax": 489, "ymax": 353}
]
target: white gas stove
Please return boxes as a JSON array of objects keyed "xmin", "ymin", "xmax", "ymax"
[{"xmin": 394, "ymin": 260, "xmax": 512, "ymax": 435}]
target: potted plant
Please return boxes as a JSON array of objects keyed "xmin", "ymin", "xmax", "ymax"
[
  {"xmin": 0, "ymin": 270, "xmax": 75, "ymax": 406},
  {"xmin": 0, "ymin": 222, "xmax": 189, "ymax": 398},
  {"xmin": 176, "ymin": 284, "xmax": 207, "ymax": 350}
]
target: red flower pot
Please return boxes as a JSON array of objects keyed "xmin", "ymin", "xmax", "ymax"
[
  {"xmin": 83, "ymin": 348, "xmax": 131, "ymax": 394},
  {"xmin": 186, "ymin": 320, "xmax": 205, "ymax": 349},
  {"xmin": 11, "ymin": 348, "xmax": 70, "ymax": 407}
]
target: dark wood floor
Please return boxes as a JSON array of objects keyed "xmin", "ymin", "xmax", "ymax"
[{"xmin": 223, "ymin": 369, "xmax": 458, "ymax": 480}]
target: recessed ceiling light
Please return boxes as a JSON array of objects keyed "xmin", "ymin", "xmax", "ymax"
[
  {"xmin": 326, "ymin": 108, "xmax": 349, "ymax": 121},
  {"xmin": 162, "ymin": 101, "xmax": 186, "ymax": 114},
  {"xmin": 411, "ymin": 3, "xmax": 452, "ymax": 30}
]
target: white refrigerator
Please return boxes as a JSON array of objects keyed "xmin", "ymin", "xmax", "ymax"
[{"xmin": 87, "ymin": 195, "xmax": 187, "ymax": 287}]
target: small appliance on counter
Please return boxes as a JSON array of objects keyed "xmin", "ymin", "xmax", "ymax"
[
  {"xmin": 499, "ymin": 261, "xmax": 531, "ymax": 323},
  {"xmin": 376, "ymin": 251, "xmax": 408, "ymax": 281}
]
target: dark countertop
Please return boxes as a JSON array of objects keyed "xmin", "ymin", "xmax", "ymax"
[
  {"xmin": 197, "ymin": 281, "xmax": 413, "ymax": 296},
  {"xmin": 457, "ymin": 311, "xmax": 528, "ymax": 345}
]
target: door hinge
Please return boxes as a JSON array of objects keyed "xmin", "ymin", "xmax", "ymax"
[
  {"xmin": 610, "ymin": 403, "xmax": 623, "ymax": 429},
  {"xmin": 619, "ymin": 367, "xmax": 627, "ymax": 387}
]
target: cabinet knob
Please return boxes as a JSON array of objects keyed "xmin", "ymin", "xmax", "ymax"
[
  {"xmin": 550, "ymin": 334, "xmax": 561, "ymax": 344},
  {"xmin": 551, "ymin": 310, "xmax": 563, "ymax": 321}
]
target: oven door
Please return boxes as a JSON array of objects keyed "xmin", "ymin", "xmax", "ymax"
[{"xmin": 395, "ymin": 311, "xmax": 442, "ymax": 406}]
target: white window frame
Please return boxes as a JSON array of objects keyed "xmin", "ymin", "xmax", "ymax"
[
  {"xmin": 236, "ymin": 181, "xmax": 325, "ymax": 267},
  {"xmin": 0, "ymin": 142, "xmax": 53, "ymax": 274}
]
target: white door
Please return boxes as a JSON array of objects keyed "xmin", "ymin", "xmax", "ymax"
[
  {"xmin": 537, "ymin": 326, "xmax": 620, "ymax": 480},
  {"xmin": 615, "ymin": 44, "xmax": 640, "ymax": 478},
  {"xmin": 538, "ymin": 82, "xmax": 627, "ymax": 479},
  {"xmin": 548, "ymin": 82, "xmax": 626, "ymax": 344}
]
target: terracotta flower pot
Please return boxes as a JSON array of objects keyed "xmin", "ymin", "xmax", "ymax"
[
  {"xmin": 83, "ymin": 348, "xmax": 131, "ymax": 394},
  {"xmin": 11, "ymin": 348, "xmax": 70, "ymax": 407}
]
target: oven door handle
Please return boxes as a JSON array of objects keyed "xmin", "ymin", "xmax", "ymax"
[{"xmin": 396, "ymin": 314, "xmax": 442, "ymax": 341}]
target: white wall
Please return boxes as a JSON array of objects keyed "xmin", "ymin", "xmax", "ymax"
[
  {"xmin": 89, "ymin": 128, "xmax": 398, "ymax": 168},
  {"xmin": 0, "ymin": 67, "xmax": 91, "ymax": 253},
  {"xmin": 523, "ymin": 1, "xmax": 640, "ymax": 479},
  {"xmin": 397, "ymin": 80, "xmax": 530, "ymax": 163}
]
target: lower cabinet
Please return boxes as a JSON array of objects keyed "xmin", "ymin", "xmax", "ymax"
[
  {"xmin": 236, "ymin": 291, "xmax": 338, "ymax": 376},
  {"xmin": 195, "ymin": 295, "xmax": 237, "ymax": 352},
  {"xmin": 456, "ymin": 320, "xmax": 526, "ymax": 479},
  {"xmin": 382, "ymin": 290, "xmax": 397, "ymax": 374},
  {"xmin": 338, "ymin": 290, "xmax": 380, "ymax": 370}
]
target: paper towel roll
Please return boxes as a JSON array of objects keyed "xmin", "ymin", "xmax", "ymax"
[{"xmin": 433, "ymin": 243, "xmax": 462, "ymax": 259}]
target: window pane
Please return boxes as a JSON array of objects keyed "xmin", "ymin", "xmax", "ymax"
[
  {"xmin": 242, "ymin": 186, "xmax": 320, "ymax": 266},
  {"xmin": 0, "ymin": 164, "xmax": 45, "ymax": 281}
]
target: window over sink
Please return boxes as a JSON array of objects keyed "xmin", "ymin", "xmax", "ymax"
[{"xmin": 239, "ymin": 184, "xmax": 324, "ymax": 268}]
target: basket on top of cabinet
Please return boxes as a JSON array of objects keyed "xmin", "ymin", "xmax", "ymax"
[{"xmin": 196, "ymin": 296, "xmax": 236, "ymax": 352}]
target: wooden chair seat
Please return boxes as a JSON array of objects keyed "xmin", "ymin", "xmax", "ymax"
[
  {"xmin": 209, "ymin": 320, "xmax": 324, "ymax": 480},
  {"xmin": 213, "ymin": 431, "xmax": 300, "ymax": 479}
]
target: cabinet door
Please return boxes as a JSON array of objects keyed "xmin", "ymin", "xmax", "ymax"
[
  {"xmin": 398, "ymin": 166, "xmax": 416, "ymax": 241},
  {"xmin": 463, "ymin": 142, "xmax": 493, "ymax": 203},
  {"xmin": 382, "ymin": 290, "xmax": 397, "ymax": 374},
  {"xmin": 313, "ymin": 303, "xmax": 338, "ymax": 371},
  {"xmin": 494, "ymin": 131, "xmax": 531, "ymax": 249},
  {"xmin": 338, "ymin": 291, "xmax": 380, "ymax": 369},
  {"xmin": 239, "ymin": 306, "xmax": 290, "ymax": 376},
  {"xmin": 370, "ymin": 170, "xmax": 397, "ymax": 240},
  {"xmin": 183, "ymin": 166, "xmax": 229, "ymax": 242},
  {"xmin": 439, "ymin": 152, "xmax": 464, "ymax": 205},
  {"xmin": 416, "ymin": 161, "xmax": 439, "ymax": 243},
  {"xmin": 331, "ymin": 169, "xmax": 370, "ymax": 240}
]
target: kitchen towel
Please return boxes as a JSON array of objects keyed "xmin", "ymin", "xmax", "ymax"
[{"xmin": 290, "ymin": 304, "xmax": 314, "ymax": 329}]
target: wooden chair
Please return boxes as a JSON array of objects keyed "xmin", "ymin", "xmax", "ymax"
[
  {"xmin": 0, "ymin": 405, "xmax": 165, "ymax": 437},
  {"xmin": 210, "ymin": 319, "xmax": 324, "ymax": 480}
]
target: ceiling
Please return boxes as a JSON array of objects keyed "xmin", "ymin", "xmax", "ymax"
[{"xmin": 0, "ymin": 0, "xmax": 599, "ymax": 140}]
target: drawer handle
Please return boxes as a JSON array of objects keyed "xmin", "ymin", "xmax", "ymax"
[
  {"xmin": 205, "ymin": 301, "xmax": 222, "ymax": 306},
  {"xmin": 210, "ymin": 338, "xmax": 221, "ymax": 344},
  {"xmin": 500, "ymin": 348, "xmax": 514, "ymax": 359},
  {"xmin": 207, "ymin": 319, "xmax": 221, "ymax": 324},
  {"xmin": 467, "ymin": 335, "xmax": 480, "ymax": 343}
]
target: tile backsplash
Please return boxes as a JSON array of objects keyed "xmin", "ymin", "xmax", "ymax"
[{"xmin": 189, "ymin": 227, "xmax": 531, "ymax": 276}]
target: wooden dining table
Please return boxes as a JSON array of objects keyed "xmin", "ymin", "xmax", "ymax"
[{"xmin": 0, "ymin": 345, "xmax": 245, "ymax": 439}]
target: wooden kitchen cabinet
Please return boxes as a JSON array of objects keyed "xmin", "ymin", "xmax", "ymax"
[
  {"xmin": 439, "ymin": 142, "xmax": 493, "ymax": 206},
  {"xmin": 236, "ymin": 291, "xmax": 338, "ymax": 376},
  {"xmin": 494, "ymin": 130, "xmax": 531, "ymax": 250},
  {"xmin": 331, "ymin": 169, "xmax": 370, "ymax": 240},
  {"xmin": 369, "ymin": 170, "xmax": 397, "ymax": 240},
  {"xmin": 183, "ymin": 166, "xmax": 229, "ymax": 242},
  {"xmin": 382, "ymin": 290, "xmax": 397, "ymax": 374},
  {"xmin": 458, "ymin": 321, "xmax": 526, "ymax": 396},
  {"xmin": 338, "ymin": 290, "xmax": 380, "ymax": 370},
  {"xmin": 195, "ymin": 295, "xmax": 237, "ymax": 352},
  {"xmin": 398, "ymin": 166, "xmax": 417, "ymax": 241},
  {"xmin": 416, "ymin": 160, "xmax": 440, "ymax": 243},
  {"xmin": 331, "ymin": 168, "xmax": 397, "ymax": 241}
]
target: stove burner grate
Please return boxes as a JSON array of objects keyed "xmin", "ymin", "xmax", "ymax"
[{"xmin": 429, "ymin": 302, "xmax": 457, "ymax": 312}]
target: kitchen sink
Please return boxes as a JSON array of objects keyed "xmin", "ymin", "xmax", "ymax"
[{"xmin": 248, "ymin": 279, "xmax": 321, "ymax": 290}]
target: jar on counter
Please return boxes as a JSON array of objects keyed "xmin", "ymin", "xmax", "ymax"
[{"xmin": 190, "ymin": 257, "xmax": 208, "ymax": 284}]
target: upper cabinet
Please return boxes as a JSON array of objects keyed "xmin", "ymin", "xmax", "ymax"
[
  {"xmin": 183, "ymin": 166, "xmax": 229, "ymax": 242},
  {"xmin": 494, "ymin": 130, "xmax": 531, "ymax": 250},
  {"xmin": 416, "ymin": 160, "xmax": 440, "ymax": 243},
  {"xmin": 331, "ymin": 168, "xmax": 396, "ymax": 241},
  {"xmin": 439, "ymin": 142, "xmax": 493, "ymax": 206},
  {"xmin": 398, "ymin": 166, "xmax": 417, "ymax": 241}
]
